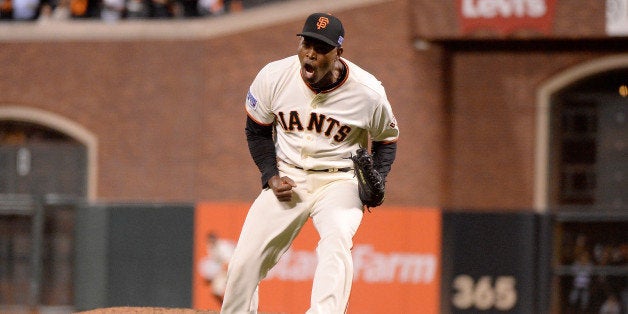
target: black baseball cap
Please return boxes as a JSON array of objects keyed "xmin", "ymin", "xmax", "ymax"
[{"xmin": 297, "ymin": 13, "xmax": 344, "ymax": 47}]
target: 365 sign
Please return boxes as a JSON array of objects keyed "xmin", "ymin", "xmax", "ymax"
[
  {"xmin": 441, "ymin": 212, "xmax": 540, "ymax": 313},
  {"xmin": 458, "ymin": 0, "xmax": 557, "ymax": 35},
  {"xmin": 452, "ymin": 275, "xmax": 518, "ymax": 311}
]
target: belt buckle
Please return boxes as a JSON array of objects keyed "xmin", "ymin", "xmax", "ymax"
[{"xmin": 328, "ymin": 168, "xmax": 338, "ymax": 173}]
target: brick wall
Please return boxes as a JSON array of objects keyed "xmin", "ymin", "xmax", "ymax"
[{"xmin": 0, "ymin": 0, "xmax": 621, "ymax": 209}]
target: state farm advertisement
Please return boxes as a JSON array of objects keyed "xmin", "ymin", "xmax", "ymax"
[
  {"xmin": 458, "ymin": 0, "xmax": 557, "ymax": 35},
  {"xmin": 193, "ymin": 202, "xmax": 441, "ymax": 313}
]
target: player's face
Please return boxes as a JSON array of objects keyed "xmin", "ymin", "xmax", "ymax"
[{"xmin": 298, "ymin": 37, "xmax": 341, "ymax": 88}]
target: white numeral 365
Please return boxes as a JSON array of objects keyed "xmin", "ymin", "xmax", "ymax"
[{"xmin": 452, "ymin": 275, "xmax": 517, "ymax": 310}]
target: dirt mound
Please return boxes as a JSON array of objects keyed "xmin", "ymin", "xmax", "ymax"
[{"xmin": 77, "ymin": 307, "xmax": 219, "ymax": 314}]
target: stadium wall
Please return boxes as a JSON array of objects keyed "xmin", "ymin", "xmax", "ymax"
[
  {"xmin": 1, "ymin": 0, "xmax": 447, "ymax": 207},
  {"xmin": 2, "ymin": 1, "xmax": 626, "ymax": 312},
  {"xmin": 0, "ymin": 0, "xmax": 623, "ymax": 209}
]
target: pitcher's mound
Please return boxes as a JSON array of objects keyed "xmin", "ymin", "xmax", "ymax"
[{"xmin": 77, "ymin": 307, "xmax": 219, "ymax": 314}]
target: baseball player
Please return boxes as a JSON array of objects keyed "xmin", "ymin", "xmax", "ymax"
[{"xmin": 221, "ymin": 12, "xmax": 399, "ymax": 314}]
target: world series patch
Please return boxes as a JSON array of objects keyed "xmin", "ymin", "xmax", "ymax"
[{"xmin": 246, "ymin": 91, "xmax": 258, "ymax": 110}]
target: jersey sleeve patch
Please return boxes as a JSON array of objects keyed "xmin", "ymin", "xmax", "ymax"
[{"xmin": 246, "ymin": 90, "xmax": 258, "ymax": 111}]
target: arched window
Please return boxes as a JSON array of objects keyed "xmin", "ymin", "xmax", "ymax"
[
  {"xmin": 0, "ymin": 106, "xmax": 97, "ymax": 200},
  {"xmin": 536, "ymin": 57, "xmax": 628, "ymax": 212},
  {"xmin": 550, "ymin": 69, "xmax": 627, "ymax": 209},
  {"xmin": 0, "ymin": 120, "xmax": 86, "ymax": 198}
]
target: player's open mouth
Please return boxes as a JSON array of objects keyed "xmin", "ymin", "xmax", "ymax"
[{"xmin": 303, "ymin": 63, "xmax": 316, "ymax": 79}]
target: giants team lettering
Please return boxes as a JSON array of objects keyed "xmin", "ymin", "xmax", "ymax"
[{"xmin": 276, "ymin": 111, "xmax": 352, "ymax": 142}]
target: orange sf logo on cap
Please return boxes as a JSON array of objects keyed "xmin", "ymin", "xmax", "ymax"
[{"xmin": 316, "ymin": 17, "xmax": 329, "ymax": 29}]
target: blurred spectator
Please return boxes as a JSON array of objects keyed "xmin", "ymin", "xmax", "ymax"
[
  {"xmin": 1, "ymin": 0, "xmax": 12, "ymax": 19},
  {"xmin": 196, "ymin": 0, "xmax": 219, "ymax": 17},
  {"xmin": 227, "ymin": 0, "xmax": 241, "ymax": 12},
  {"xmin": 1, "ymin": 0, "xmax": 283, "ymax": 20},
  {"xmin": 611, "ymin": 244, "xmax": 627, "ymax": 265},
  {"xmin": 69, "ymin": 0, "xmax": 90, "ymax": 17},
  {"xmin": 52, "ymin": 0, "xmax": 71, "ymax": 18},
  {"xmin": 599, "ymin": 294, "xmax": 621, "ymax": 314},
  {"xmin": 175, "ymin": 0, "xmax": 197, "ymax": 17},
  {"xmin": 125, "ymin": 0, "xmax": 148, "ymax": 19},
  {"xmin": 569, "ymin": 251, "xmax": 593, "ymax": 313},
  {"xmin": 148, "ymin": 0, "xmax": 171, "ymax": 18},
  {"xmin": 100, "ymin": 0, "xmax": 124, "ymax": 21},
  {"xmin": 38, "ymin": 0, "xmax": 71, "ymax": 22},
  {"xmin": 198, "ymin": 0, "xmax": 241, "ymax": 16},
  {"xmin": 12, "ymin": 0, "xmax": 39, "ymax": 20},
  {"xmin": 169, "ymin": 0, "xmax": 184, "ymax": 18}
]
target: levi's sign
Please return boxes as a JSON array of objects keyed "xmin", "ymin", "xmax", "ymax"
[{"xmin": 458, "ymin": 0, "xmax": 557, "ymax": 35}]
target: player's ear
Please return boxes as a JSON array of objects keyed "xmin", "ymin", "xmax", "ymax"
[{"xmin": 336, "ymin": 47, "xmax": 343, "ymax": 58}]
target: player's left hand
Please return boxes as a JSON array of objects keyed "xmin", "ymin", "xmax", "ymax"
[{"xmin": 268, "ymin": 175, "xmax": 297, "ymax": 202}]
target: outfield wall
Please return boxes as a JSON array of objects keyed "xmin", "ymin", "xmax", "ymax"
[{"xmin": 72, "ymin": 203, "xmax": 567, "ymax": 314}]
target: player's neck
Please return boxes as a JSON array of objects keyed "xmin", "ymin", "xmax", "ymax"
[{"xmin": 311, "ymin": 60, "xmax": 346, "ymax": 93}]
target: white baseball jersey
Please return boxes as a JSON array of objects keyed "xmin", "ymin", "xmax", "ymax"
[{"xmin": 245, "ymin": 55, "xmax": 399, "ymax": 171}]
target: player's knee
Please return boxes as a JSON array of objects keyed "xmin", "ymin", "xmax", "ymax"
[{"xmin": 319, "ymin": 231, "xmax": 353, "ymax": 253}]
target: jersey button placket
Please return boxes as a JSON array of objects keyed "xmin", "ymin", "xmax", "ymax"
[
  {"xmin": 301, "ymin": 96, "xmax": 320, "ymax": 169},
  {"xmin": 301, "ymin": 133, "xmax": 315, "ymax": 168}
]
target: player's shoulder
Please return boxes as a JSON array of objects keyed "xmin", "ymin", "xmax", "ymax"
[
  {"xmin": 260, "ymin": 55, "xmax": 299, "ymax": 76},
  {"xmin": 252, "ymin": 56, "xmax": 299, "ymax": 88},
  {"xmin": 343, "ymin": 58, "xmax": 386, "ymax": 95}
]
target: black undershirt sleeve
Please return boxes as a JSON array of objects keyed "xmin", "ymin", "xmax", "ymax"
[
  {"xmin": 245, "ymin": 116, "xmax": 279, "ymax": 188},
  {"xmin": 371, "ymin": 141, "xmax": 397, "ymax": 182}
]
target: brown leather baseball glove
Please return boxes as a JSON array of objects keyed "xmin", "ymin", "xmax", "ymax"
[{"xmin": 350, "ymin": 148, "xmax": 385, "ymax": 209}]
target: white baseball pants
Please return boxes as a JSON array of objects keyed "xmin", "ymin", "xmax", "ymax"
[{"xmin": 221, "ymin": 164, "xmax": 363, "ymax": 314}]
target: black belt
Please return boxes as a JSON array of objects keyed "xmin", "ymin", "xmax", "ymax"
[{"xmin": 293, "ymin": 165, "xmax": 352, "ymax": 173}]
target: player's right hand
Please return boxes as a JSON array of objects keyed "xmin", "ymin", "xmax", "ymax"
[{"xmin": 268, "ymin": 175, "xmax": 297, "ymax": 202}]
